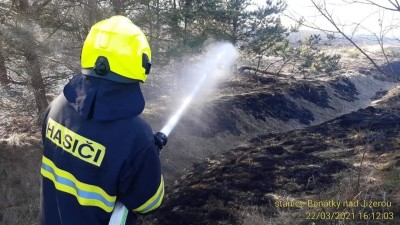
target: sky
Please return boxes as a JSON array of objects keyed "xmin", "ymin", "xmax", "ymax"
[{"xmin": 255, "ymin": 0, "xmax": 400, "ymax": 38}]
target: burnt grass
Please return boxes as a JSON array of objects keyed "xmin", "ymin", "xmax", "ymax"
[
  {"xmin": 143, "ymin": 104, "xmax": 400, "ymax": 225},
  {"xmin": 181, "ymin": 75, "xmax": 368, "ymax": 138},
  {"xmin": 183, "ymin": 91, "xmax": 315, "ymax": 138},
  {"xmin": 289, "ymin": 83, "xmax": 333, "ymax": 109},
  {"xmin": 178, "ymin": 76, "xmax": 324, "ymax": 138},
  {"xmin": 329, "ymin": 77, "xmax": 359, "ymax": 101},
  {"xmin": 382, "ymin": 61, "xmax": 400, "ymax": 77}
]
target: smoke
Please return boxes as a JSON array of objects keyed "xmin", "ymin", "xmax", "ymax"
[{"xmin": 160, "ymin": 42, "xmax": 238, "ymax": 136}]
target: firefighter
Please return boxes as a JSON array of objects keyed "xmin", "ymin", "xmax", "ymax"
[{"xmin": 40, "ymin": 15, "xmax": 163, "ymax": 225}]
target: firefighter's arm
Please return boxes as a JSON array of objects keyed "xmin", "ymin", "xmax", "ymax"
[{"xmin": 117, "ymin": 142, "xmax": 164, "ymax": 214}]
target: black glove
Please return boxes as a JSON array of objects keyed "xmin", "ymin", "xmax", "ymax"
[{"xmin": 154, "ymin": 132, "xmax": 168, "ymax": 151}]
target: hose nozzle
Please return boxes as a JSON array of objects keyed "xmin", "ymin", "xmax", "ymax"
[{"xmin": 154, "ymin": 132, "xmax": 168, "ymax": 150}]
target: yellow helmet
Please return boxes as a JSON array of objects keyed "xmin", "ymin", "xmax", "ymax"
[{"xmin": 81, "ymin": 16, "xmax": 151, "ymax": 83}]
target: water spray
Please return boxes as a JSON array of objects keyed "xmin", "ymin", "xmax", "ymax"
[
  {"xmin": 160, "ymin": 42, "xmax": 238, "ymax": 137},
  {"xmin": 109, "ymin": 42, "xmax": 238, "ymax": 225}
]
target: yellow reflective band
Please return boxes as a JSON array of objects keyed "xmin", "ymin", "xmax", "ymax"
[
  {"xmin": 133, "ymin": 176, "xmax": 164, "ymax": 214},
  {"xmin": 41, "ymin": 156, "xmax": 116, "ymax": 212},
  {"xmin": 45, "ymin": 118, "xmax": 106, "ymax": 166}
]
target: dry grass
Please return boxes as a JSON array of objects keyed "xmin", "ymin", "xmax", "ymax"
[
  {"xmin": 0, "ymin": 140, "xmax": 42, "ymax": 225},
  {"xmin": 264, "ymin": 133, "xmax": 400, "ymax": 225},
  {"xmin": 240, "ymin": 207, "xmax": 274, "ymax": 225}
]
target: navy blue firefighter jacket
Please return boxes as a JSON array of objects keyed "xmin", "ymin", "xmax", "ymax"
[{"xmin": 40, "ymin": 74, "xmax": 164, "ymax": 225}]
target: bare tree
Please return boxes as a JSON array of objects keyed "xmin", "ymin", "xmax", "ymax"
[
  {"xmin": 343, "ymin": 0, "xmax": 400, "ymax": 11},
  {"xmin": 310, "ymin": 0, "xmax": 387, "ymax": 74},
  {"xmin": 291, "ymin": 0, "xmax": 400, "ymax": 76}
]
